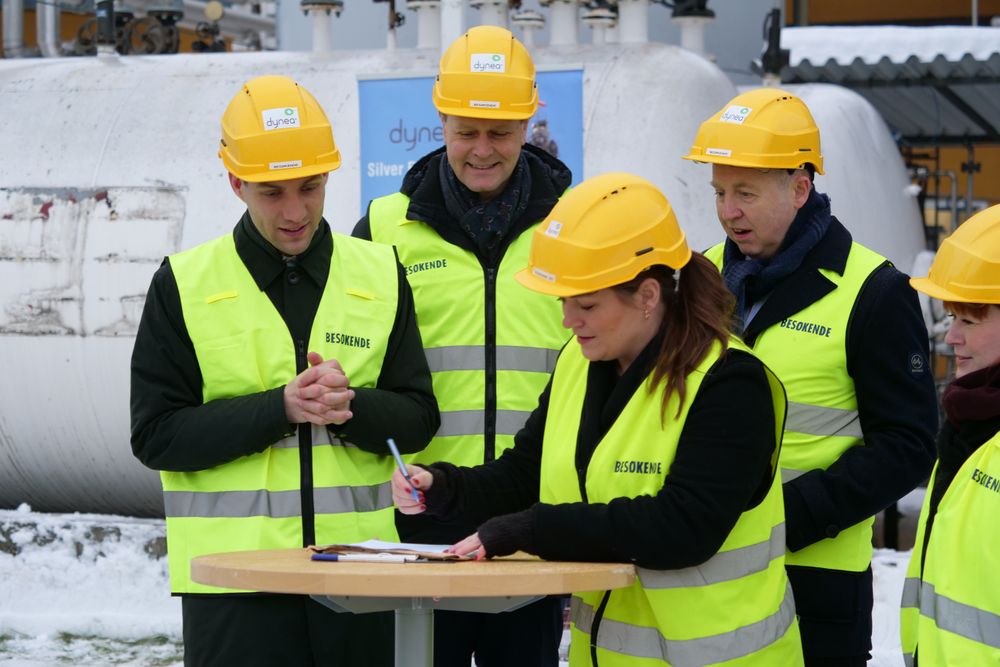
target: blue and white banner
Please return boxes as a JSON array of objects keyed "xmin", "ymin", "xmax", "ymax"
[{"xmin": 358, "ymin": 69, "xmax": 583, "ymax": 215}]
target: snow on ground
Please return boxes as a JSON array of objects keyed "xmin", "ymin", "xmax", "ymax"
[{"xmin": 0, "ymin": 504, "xmax": 914, "ymax": 666}]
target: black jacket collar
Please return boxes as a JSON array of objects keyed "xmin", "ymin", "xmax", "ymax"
[
  {"xmin": 398, "ymin": 144, "xmax": 572, "ymax": 262},
  {"xmin": 743, "ymin": 216, "xmax": 852, "ymax": 344},
  {"xmin": 234, "ymin": 211, "xmax": 332, "ymax": 292}
]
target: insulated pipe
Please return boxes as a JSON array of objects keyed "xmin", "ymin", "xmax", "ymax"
[
  {"xmin": 301, "ymin": 0, "xmax": 342, "ymax": 53},
  {"xmin": 582, "ymin": 7, "xmax": 615, "ymax": 45},
  {"xmin": 440, "ymin": 0, "xmax": 464, "ymax": 54},
  {"xmin": 511, "ymin": 9, "xmax": 544, "ymax": 49},
  {"xmin": 2, "ymin": 0, "xmax": 25, "ymax": 58},
  {"xmin": 310, "ymin": 10, "xmax": 333, "ymax": 53},
  {"xmin": 616, "ymin": 0, "xmax": 647, "ymax": 43},
  {"xmin": 36, "ymin": 0, "xmax": 62, "ymax": 57},
  {"xmin": 471, "ymin": 0, "xmax": 507, "ymax": 27},
  {"xmin": 544, "ymin": 0, "xmax": 579, "ymax": 46},
  {"xmin": 407, "ymin": 0, "xmax": 441, "ymax": 50},
  {"xmin": 672, "ymin": 14, "xmax": 711, "ymax": 56}
]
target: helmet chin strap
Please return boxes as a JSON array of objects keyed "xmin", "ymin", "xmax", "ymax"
[{"xmin": 673, "ymin": 268, "xmax": 681, "ymax": 293}]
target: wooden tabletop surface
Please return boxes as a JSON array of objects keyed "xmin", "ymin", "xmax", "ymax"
[{"xmin": 191, "ymin": 548, "xmax": 636, "ymax": 598}]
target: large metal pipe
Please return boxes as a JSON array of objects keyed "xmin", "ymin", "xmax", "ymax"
[
  {"xmin": 440, "ymin": 0, "xmax": 463, "ymax": 53},
  {"xmin": 36, "ymin": 0, "xmax": 63, "ymax": 57},
  {"xmin": 673, "ymin": 15, "xmax": 711, "ymax": 56},
  {"xmin": 617, "ymin": 0, "xmax": 647, "ymax": 43},
  {"xmin": 545, "ymin": 0, "xmax": 579, "ymax": 46},
  {"xmin": 2, "ymin": 0, "xmax": 25, "ymax": 57},
  {"xmin": 0, "ymin": 53, "xmax": 926, "ymax": 519},
  {"xmin": 408, "ymin": 0, "xmax": 441, "ymax": 50},
  {"xmin": 471, "ymin": 0, "xmax": 507, "ymax": 27}
]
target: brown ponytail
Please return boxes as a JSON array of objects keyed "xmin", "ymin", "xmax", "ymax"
[{"xmin": 614, "ymin": 253, "xmax": 735, "ymax": 421}]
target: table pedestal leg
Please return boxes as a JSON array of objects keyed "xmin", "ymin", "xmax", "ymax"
[{"xmin": 395, "ymin": 605, "xmax": 433, "ymax": 667}]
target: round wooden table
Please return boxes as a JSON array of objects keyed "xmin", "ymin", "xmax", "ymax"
[{"xmin": 192, "ymin": 548, "xmax": 636, "ymax": 667}]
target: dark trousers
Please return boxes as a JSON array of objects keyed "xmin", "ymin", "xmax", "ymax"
[
  {"xmin": 787, "ymin": 565, "xmax": 873, "ymax": 666},
  {"xmin": 182, "ymin": 594, "xmax": 393, "ymax": 667},
  {"xmin": 431, "ymin": 596, "xmax": 564, "ymax": 667}
]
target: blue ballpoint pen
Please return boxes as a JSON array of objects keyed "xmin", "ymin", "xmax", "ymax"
[{"xmin": 387, "ymin": 438, "xmax": 421, "ymax": 503}]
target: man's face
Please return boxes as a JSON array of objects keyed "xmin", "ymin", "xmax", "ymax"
[
  {"xmin": 441, "ymin": 114, "xmax": 528, "ymax": 202},
  {"xmin": 710, "ymin": 164, "xmax": 810, "ymax": 260},
  {"xmin": 229, "ymin": 173, "xmax": 328, "ymax": 257}
]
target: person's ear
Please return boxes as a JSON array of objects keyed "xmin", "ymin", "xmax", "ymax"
[
  {"xmin": 791, "ymin": 171, "xmax": 812, "ymax": 209},
  {"xmin": 639, "ymin": 277, "xmax": 662, "ymax": 312},
  {"xmin": 228, "ymin": 173, "xmax": 246, "ymax": 201},
  {"xmin": 520, "ymin": 119, "xmax": 529, "ymax": 143}
]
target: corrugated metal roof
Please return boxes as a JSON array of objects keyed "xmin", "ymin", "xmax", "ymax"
[{"xmin": 780, "ymin": 26, "xmax": 1000, "ymax": 145}]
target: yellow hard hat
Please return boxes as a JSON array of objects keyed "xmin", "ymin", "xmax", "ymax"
[
  {"xmin": 682, "ymin": 87, "xmax": 824, "ymax": 174},
  {"xmin": 910, "ymin": 205, "xmax": 1000, "ymax": 304},
  {"xmin": 433, "ymin": 25, "xmax": 538, "ymax": 120},
  {"xmin": 219, "ymin": 75, "xmax": 341, "ymax": 183},
  {"xmin": 516, "ymin": 173, "xmax": 692, "ymax": 297}
]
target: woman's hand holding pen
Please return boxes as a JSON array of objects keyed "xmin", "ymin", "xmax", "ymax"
[{"xmin": 391, "ymin": 465, "xmax": 432, "ymax": 514}]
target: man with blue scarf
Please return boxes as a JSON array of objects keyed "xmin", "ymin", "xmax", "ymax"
[{"xmin": 684, "ymin": 88, "xmax": 938, "ymax": 666}]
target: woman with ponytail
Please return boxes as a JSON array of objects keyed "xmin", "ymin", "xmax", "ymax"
[{"xmin": 392, "ymin": 173, "xmax": 804, "ymax": 666}]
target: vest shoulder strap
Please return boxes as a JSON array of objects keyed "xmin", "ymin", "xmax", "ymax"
[{"xmin": 368, "ymin": 192, "xmax": 412, "ymax": 243}]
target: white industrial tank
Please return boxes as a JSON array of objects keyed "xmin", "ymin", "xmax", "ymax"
[{"xmin": 0, "ymin": 44, "xmax": 922, "ymax": 517}]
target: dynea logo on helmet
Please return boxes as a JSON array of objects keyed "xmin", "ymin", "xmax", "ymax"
[
  {"xmin": 470, "ymin": 53, "xmax": 506, "ymax": 73},
  {"xmin": 719, "ymin": 105, "xmax": 752, "ymax": 125},
  {"xmin": 261, "ymin": 106, "xmax": 301, "ymax": 131}
]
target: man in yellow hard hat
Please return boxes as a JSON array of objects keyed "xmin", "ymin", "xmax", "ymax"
[
  {"xmin": 901, "ymin": 205, "xmax": 1000, "ymax": 665},
  {"xmin": 684, "ymin": 88, "xmax": 938, "ymax": 666},
  {"xmin": 354, "ymin": 25, "xmax": 571, "ymax": 667},
  {"xmin": 130, "ymin": 75, "xmax": 438, "ymax": 667}
]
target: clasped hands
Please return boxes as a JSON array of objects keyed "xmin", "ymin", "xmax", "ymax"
[{"xmin": 284, "ymin": 351, "xmax": 354, "ymax": 426}]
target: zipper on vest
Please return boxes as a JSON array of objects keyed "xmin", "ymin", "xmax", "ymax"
[
  {"xmin": 295, "ymin": 338, "xmax": 316, "ymax": 547},
  {"xmin": 589, "ymin": 590, "xmax": 612, "ymax": 667},
  {"xmin": 484, "ymin": 266, "xmax": 498, "ymax": 462}
]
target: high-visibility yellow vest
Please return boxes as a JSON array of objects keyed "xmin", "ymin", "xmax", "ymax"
[
  {"xmin": 900, "ymin": 431, "xmax": 1000, "ymax": 666},
  {"xmin": 707, "ymin": 242, "xmax": 886, "ymax": 571},
  {"xmin": 164, "ymin": 231, "xmax": 400, "ymax": 593},
  {"xmin": 368, "ymin": 192, "xmax": 568, "ymax": 466},
  {"xmin": 542, "ymin": 336, "xmax": 803, "ymax": 666}
]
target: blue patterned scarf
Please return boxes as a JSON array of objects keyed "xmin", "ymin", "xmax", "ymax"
[
  {"xmin": 440, "ymin": 152, "xmax": 532, "ymax": 258},
  {"xmin": 722, "ymin": 189, "xmax": 832, "ymax": 331}
]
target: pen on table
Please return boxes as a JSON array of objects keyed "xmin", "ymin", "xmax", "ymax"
[
  {"xmin": 387, "ymin": 437, "xmax": 421, "ymax": 503},
  {"xmin": 311, "ymin": 552, "xmax": 418, "ymax": 563}
]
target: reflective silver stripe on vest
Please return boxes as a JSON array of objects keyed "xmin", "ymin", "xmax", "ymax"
[
  {"xmin": 437, "ymin": 409, "xmax": 532, "ymax": 437},
  {"xmin": 272, "ymin": 424, "xmax": 359, "ymax": 449},
  {"xmin": 163, "ymin": 482, "xmax": 393, "ymax": 519},
  {"xmin": 781, "ymin": 468, "xmax": 806, "ymax": 483},
  {"xmin": 424, "ymin": 345, "xmax": 558, "ymax": 373},
  {"xmin": 638, "ymin": 523, "xmax": 785, "ymax": 589},
  {"xmin": 903, "ymin": 653, "xmax": 914, "ymax": 667},
  {"xmin": 571, "ymin": 581, "xmax": 796, "ymax": 667},
  {"xmin": 918, "ymin": 580, "xmax": 1000, "ymax": 650},
  {"xmin": 901, "ymin": 577, "xmax": 920, "ymax": 610},
  {"xmin": 785, "ymin": 401, "xmax": 864, "ymax": 439}
]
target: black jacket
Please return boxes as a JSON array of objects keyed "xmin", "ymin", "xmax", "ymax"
[
  {"xmin": 423, "ymin": 341, "xmax": 779, "ymax": 571},
  {"xmin": 739, "ymin": 217, "xmax": 938, "ymax": 552},
  {"xmin": 354, "ymin": 143, "xmax": 572, "ymax": 265},
  {"xmin": 130, "ymin": 214, "xmax": 439, "ymax": 535},
  {"xmin": 354, "ymin": 144, "xmax": 572, "ymax": 544}
]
